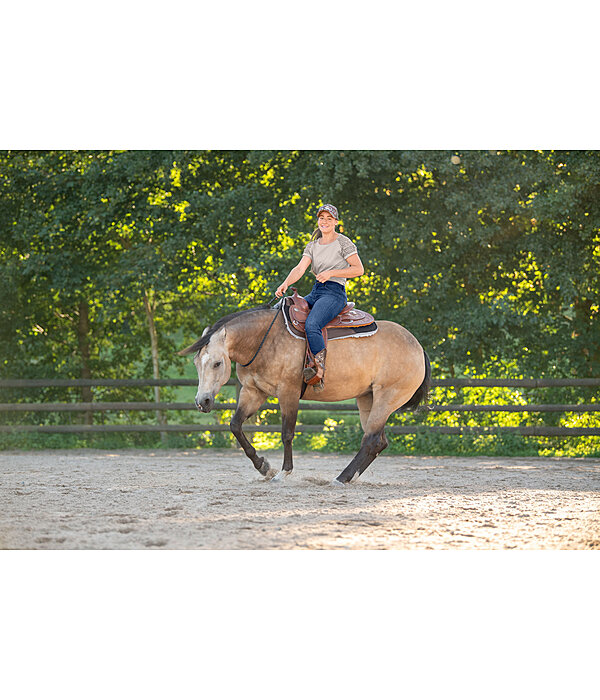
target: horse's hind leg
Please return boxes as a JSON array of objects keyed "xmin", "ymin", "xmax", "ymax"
[
  {"xmin": 334, "ymin": 387, "xmax": 410, "ymax": 484},
  {"xmin": 230, "ymin": 385, "xmax": 276, "ymax": 479},
  {"xmin": 334, "ymin": 427, "xmax": 389, "ymax": 484},
  {"xmin": 345, "ymin": 393, "xmax": 374, "ymax": 482}
]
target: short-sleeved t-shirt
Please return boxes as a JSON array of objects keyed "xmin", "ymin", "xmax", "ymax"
[{"xmin": 302, "ymin": 233, "xmax": 358, "ymax": 287}]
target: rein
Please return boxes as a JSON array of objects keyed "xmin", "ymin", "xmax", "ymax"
[{"xmin": 239, "ymin": 305, "xmax": 281, "ymax": 368}]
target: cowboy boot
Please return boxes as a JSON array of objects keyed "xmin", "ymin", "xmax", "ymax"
[{"xmin": 311, "ymin": 348, "xmax": 327, "ymax": 391}]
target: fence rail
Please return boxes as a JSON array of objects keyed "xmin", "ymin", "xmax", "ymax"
[
  {"xmin": 1, "ymin": 424, "xmax": 598, "ymax": 436},
  {"xmin": 2, "ymin": 378, "xmax": 600, "ymax": 388},
  {"xmin": 1, "ymin": 377, "xmax": 599, "ymax": 437},
  {"xmin": 1, "ymin": 401, "xmax": 599, "ymax": 413}
]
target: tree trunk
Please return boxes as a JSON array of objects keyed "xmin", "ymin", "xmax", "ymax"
[
  {"xmin": 77, "ymin": 300, "xmax": 93, "ymax": 425},
  {"xmin": 143, "ymin": 289, "xmax": 167, "ymax": 441}
]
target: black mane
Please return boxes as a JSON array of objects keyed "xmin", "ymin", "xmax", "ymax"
[{"xmin": 179, "ymin": 304, "xmax": 272, "ymax": 356}]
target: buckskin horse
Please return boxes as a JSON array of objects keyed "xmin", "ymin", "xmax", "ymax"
[{"xmin": 179, "ymin": 292, "xmax": 431, "ymax": 484}]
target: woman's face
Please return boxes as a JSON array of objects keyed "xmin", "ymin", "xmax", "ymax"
[{"xmin": 318, "ymin": 211, "xmax": 338, "ymax": 234}]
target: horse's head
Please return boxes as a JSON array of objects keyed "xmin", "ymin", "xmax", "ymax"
[{"xmin": 190, "ymin": 327, "xmax": 232, "ymax": 413}]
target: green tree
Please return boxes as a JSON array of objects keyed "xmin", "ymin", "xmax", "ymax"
[{"xmin": 2, "ymin": 149, "xmax": 598, "ymax": 394}]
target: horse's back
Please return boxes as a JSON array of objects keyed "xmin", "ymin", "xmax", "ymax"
[{"xmin": 330, "ymin": 319, "xmax": 423, "ymax": 363}]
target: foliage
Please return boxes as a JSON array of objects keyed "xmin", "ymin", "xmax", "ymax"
[{"xmin": 1, "ymin": 150, "xmax": 599, "ymax": 455}]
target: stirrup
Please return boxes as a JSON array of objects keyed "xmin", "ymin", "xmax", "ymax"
[
  {"xmin": 303, "ymin": 348, "xmax": 326, "ymax": 387},
  {"xmin": 303, "ymin": 365, "xmax": 318, "ymax": 381},
  {"xmin": 303, "ymin": 363, "xmax": 323, "ymax": 385}
]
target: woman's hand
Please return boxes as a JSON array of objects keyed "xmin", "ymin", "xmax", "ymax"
[
  {"xmin": 275, "ymin": 282, "xmax": 288, "ymax": 298},
  {"xmin": 316, "ymin": 270, "xmax": 333, "ymax": 283}
]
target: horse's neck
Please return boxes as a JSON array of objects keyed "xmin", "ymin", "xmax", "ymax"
[{"xmin": 226, "ymin": 310, "xmax": 279, "ymax": 365}]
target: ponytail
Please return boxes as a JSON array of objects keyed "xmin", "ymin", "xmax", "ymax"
[{"xmin": 310, "ymin": 227, "xmax": 322, "ymax": 241}]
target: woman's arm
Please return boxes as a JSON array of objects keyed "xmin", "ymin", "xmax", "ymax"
[
  {"xmin": 275, "ymin": 256, "xmax": 312, "ymax": 297},
  {"xmin": 315, "ymin": 253, "xmax": 364, "ymax": 283}
]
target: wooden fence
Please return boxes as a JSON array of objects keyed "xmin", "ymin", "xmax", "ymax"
[{"xmin": 0, "ymin": 377, "xmax": 599, "ymax": 437}]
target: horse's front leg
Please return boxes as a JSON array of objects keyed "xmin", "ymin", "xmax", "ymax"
[
  {"xmin": 271, "ymin": 394, "xmax": 300, "ymax": 481},
  {"xmin": 230, "ymin": 385, "xmax": 276, "ymax": 479}
]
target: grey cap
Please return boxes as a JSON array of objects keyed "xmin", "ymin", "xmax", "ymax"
[{"xmin": 317, "ymin": 203, "xmax": 339, "ymax": 220}]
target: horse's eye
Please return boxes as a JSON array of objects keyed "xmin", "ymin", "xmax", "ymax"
[{"xmin": 213, "ymin": 361, "xmax": 222, "ymax": 369}]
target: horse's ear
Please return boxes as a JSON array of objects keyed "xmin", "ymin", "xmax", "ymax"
[
  {"xmin": 178, "ymin": 326, "xmax": 212, "ymax": 356},
  {"xmin": 177, "ymin": 343, "xmax": 197, "ymax": 357}
]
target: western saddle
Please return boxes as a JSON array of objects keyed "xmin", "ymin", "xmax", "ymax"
[{"xmin": 286, "ymin": 287, "xmax": 374, "ymax": 335}]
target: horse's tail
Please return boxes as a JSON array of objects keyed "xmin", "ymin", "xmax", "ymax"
[{"xmin": 398, "ymin": 349, "xmax": 431, "ymax": 412}]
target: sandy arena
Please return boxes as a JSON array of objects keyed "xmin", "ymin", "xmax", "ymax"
[{"xmin": 1, "ymin": 449, "xmax": 599, "ymax": 549}]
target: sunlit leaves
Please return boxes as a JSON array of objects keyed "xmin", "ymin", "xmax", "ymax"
[{"xmin": 1, "ymin": 149, "xmax": 599, "ymax": 387}]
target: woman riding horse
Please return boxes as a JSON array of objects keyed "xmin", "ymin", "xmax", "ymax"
[
  {"xmin": 180, "ymin": 203, "xmax": 430, "ymax": 484},
  {"xmin": 275, "ymin": 204, "xmax": 364, "ymax": 389}
]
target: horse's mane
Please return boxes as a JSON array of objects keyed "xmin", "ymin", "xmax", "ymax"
[{"xmin": 178, "ymin": 304, "xmax": 272, "ymax": 356}]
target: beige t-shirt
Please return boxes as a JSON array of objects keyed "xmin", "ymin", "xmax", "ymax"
[{"xmin": 302, "ymin": 233, "xmax": 358, "ymax": 287}]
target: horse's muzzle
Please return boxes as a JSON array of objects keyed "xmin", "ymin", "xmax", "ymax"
[{"xmin": 195, "ymin": 393, "xmax": 214, "ymax": 413}]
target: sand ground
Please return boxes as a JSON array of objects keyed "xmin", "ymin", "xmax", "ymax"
[{"xmin": 1, "ymin": 449, "xmax": 599, "ymax": 549}]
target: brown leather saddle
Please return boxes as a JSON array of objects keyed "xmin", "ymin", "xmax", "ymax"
[{"xmin": 286, "ymin": 287, "xmax": 375, "ymax": 342}]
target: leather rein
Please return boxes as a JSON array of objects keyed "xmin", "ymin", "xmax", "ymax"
[{"xmin": 239, "ymin": 303, "xmax": 281, "ymax": 368}]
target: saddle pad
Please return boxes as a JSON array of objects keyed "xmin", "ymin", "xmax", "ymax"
[{"xmin": 282, "ymin": 299, "xmax": 378, "ymax": 341}]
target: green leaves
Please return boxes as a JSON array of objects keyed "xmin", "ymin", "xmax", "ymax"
[{"xmin": 1, "ymin": 150, "xmax": 599, "ymax": 385}]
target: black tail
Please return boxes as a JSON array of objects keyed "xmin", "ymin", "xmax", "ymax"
[{"xmin": 398, "ymin": 350, "xmax": 431, "ymax": 412}]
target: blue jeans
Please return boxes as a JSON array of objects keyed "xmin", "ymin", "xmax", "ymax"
[{"xmin": 303, "ymin": 281, "xmax": 348, "ymax": 354}]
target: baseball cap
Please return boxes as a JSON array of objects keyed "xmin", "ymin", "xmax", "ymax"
[{"xmin": 317, "ymin": 204, "xmax": 339, "ymax": 220}]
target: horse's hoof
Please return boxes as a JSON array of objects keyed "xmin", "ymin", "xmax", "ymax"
[
  {"xmin": 258, "ymin": 457, "xmax": 277, "ymax": 480},
  {"xmin": 271, "ymin": 469, "xmax": 292, "ymax": 482},
  {"xmin": 331, "ymin": 478, "xmax": 346, "ymax": 487}
]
